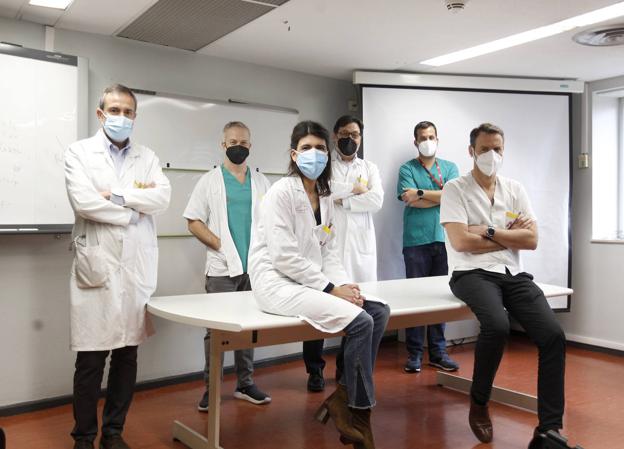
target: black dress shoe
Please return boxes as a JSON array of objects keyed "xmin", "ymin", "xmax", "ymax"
[
  {"xmin": 73, "ymin": 440, "xmax": 94, "ymax": 449},
  {"xmin": 528, "ymin": 428, "xmax": 569, "ymax": 449},
  {"xmin": 468, "ymin": 399, "xmax": 493, "ymax": 443},
  {"xmin": 100, "ymin": 434, "xmax": 131, "ymax": 449},
  {"xmin": 307, "ymin": 369, "xmax": 325, "ymax": 392}
]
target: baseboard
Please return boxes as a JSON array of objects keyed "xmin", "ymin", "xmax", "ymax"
[
  {"xmin": 0, "ymin": 342, "xmax": 349, "ymax": 417},
  {"xmin": 564, "ymin": 334, "xmax": 624, "ymax": 356}
]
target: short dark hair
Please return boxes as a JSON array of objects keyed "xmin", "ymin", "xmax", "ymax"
[
  {"xmin": 333, "ymin": 115, "xmax": 363, "ymax": 134},
  {"xmin": 469, "ymin": 123, "xmax": 505, "ymax": 147},
  {"xmin": 414, "ymin": 121, "xmax": 437, "ymax": 138},
  {"xmin": 288, "ymin": 120, "xmax": 332, "ymax": 197},
  {"xmin": 98, "ymin": 84, "xmax": 137, "ymax": 111}
]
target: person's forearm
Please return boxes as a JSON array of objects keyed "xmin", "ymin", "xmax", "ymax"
[
  {"xmin": 450, "ymin": 229, "xmax": 505, "ymax": 253},
  {"xmin": 470, "ymin": 237, "xmax": 506, "ymax": 254},
  {"xmin": 188, "ymin": 220, "xmax": 221, "ymax": 250},
  {"xmin": 421, "ymin": 190, "xmax": 442, "ymax": 204},
  {"xmin": 491, "ymin": 228, "xmax": 537, "ymax": 250},
  {"xmin": 408, "ymin": 199, "xmax": 438, "ymax": 208}
]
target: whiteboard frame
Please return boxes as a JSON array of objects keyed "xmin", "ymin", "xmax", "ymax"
[{"xmin": 0, "ymin": 44, "xmax": 88, "ymax": 234}]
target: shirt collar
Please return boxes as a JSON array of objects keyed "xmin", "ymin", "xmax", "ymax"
[
  {"xmin": 101, "ymin": 129, "xmax": 131, "ymax": 153},
  {"xmin": 332, "ymin": 149, "xmax": 357, "ymax": 164}
]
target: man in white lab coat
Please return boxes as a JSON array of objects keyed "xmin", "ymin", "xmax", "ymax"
[
  {"xmin": 184, "ymin": 121, "xmax": 272, "ymax": 411},
  {"xmin": 64, "ymin": 84, "xmax": 171, "ymax": 449},
  {"xmin": 302, "ymin": 115, "xmax": 384, "ymax": 392}
]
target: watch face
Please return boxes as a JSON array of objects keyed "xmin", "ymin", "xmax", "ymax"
[
  {"xmin": 487, "ymin": 226, "xmax": 495, "ymax": 237},
  {"xmin": 417, "ymin": 189, "xmax": 424, "ymax": 196}
]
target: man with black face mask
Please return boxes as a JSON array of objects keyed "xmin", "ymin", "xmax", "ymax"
[
  {"xmin": 184, "ymin": 121, "xmax": 272, "ymax": 411},
  {"xmin": 302, "ymin": 115, "xmax": 384, "ymax": 392}
]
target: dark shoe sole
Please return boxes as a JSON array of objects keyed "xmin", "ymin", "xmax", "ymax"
[
  {"xmin": 307, "ymin": 384, "xmax": 325, "ymax": 392},
  {"xmin": 428, "ymin": 361, "xmax": 459, "ymax": 371}
]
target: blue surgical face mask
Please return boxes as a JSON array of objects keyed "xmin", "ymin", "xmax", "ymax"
[
  {"xmin": 102, "ymin": 114, "xmax": 134, "ymax": 142},
  {"xmin": 294, "ymin": 148, "xmax": 328, "ymax": 180}
]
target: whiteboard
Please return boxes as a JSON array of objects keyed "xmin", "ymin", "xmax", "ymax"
[
  {"xmin": 362, "ymin": 86, "xmax": 571, "ymax": 310},
  {"xmin": 156, "ymin": 169, "xmax": 206, "ymax": 236},
  {"xmin": 132, "ymin": 91, "xmax": 298, "ymax": 174},
  {"xmin": 0, "ymin": 45, "xmax": 87, "ymax": 233}
]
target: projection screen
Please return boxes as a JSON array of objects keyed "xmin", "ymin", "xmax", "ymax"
[{"xmin": 361, "ymin": 85, "xmax": 571, "ymax": 310}]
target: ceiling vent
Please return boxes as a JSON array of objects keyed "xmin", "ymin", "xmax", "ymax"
[
  {"xmin": 443, "ymin": 0, "xmax": 468, "ymax": 13},
  {"xmin": 573, "ymin": 24, "xmax": 624, "ymax": 47},
  {"xmin": 117, "ymin": 0, "xmax": 289, "ymax": 51}
]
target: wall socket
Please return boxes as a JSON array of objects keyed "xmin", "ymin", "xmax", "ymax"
[
  {"xmin": 578, "ymin": 153, "xmax": 590, "ymax": 169},
  {"xmin": 348, "ymin": 99, "xmax": 358, "ymax": 112}
]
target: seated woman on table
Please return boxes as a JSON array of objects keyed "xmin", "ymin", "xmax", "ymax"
[{"xmin": 248, "ymin": 121, "xmax": 389, "ymax": 449}]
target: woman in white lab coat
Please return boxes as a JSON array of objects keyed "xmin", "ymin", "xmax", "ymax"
[{"xmin": 249, "ymin": 121, "xmax": 389, "ymax": 449}]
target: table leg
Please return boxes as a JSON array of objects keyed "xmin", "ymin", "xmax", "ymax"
[
  {"xmin": 170, "ymin": 329, "xmax": 225, "ymax": 449},
  {"xmin": 206, "ymin": 329, "xmax": 224, "ymax": 449}
]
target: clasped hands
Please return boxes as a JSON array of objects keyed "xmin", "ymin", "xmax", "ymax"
[{"xmin": 331, "ymin": 283, "xmax": 365, "ymax": 308}]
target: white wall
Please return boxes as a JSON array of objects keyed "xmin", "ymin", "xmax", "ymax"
[
  {"xmin": 558, "ymin": 77, "xmax": 624, "ymax": 350},
  {"xmin": 0, "ymin": 17, "xmax": 353, "ymax": 407}
]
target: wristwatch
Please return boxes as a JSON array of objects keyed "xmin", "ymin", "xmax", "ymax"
[
  {"xmin": 486, "ymin": 225, "xmax": 496, "ymax": 239},
  {"xmin": 417, "ymin": 189, "xmax": 424, "ymax": 198}
]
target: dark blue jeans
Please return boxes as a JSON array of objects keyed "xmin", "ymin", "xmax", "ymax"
[
  {"xmin": 340, "ymin": 301, "xmax": 390, "ymax": 408},
  {"xmin": 403, "ymin": 243, "xmax": 449, "ymax": 359}
]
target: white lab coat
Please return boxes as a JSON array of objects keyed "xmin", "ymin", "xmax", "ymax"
[
  {"xmin": 330, "ymin": 152, "xmax": 384, "ymax": 282},
  {"xmin": 248, "ymin": 176, "xmax": 364, "ymax": 333},
  {"xmin": 183, "ymin": 167, "xmax": 271, "ymax": 277},
  {"xmin": 64, "ymin": 130, "xmax": 171, "ymax": 351}
]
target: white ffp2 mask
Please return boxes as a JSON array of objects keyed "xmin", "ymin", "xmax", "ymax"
[
  {"xmin": 418, "ymin": 140, "xmax": 437, "ymax": 157},
  {"xmin": 475, "ymin": 150, "xmax": 503, "ymax": 176}
]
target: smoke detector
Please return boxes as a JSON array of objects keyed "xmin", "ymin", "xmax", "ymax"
[
  {"xmin": 444, "ymin": 0, "xmax": 468, "ymax": 13},
  {"xmin": 573, "ymin": 24, "xmax": 624, "ymax": 46}
]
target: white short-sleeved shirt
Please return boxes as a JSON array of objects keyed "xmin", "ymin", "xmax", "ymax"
[{"xmin": 440, "ymin": 172, "xmax": 536, "ymax": 275}]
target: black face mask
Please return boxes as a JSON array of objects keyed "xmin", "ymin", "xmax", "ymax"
[
  {"xmin": 337, "ymin": 137, "xmax": 358, "ymax": 156},
  {"xmin": 225, "ymin": 145, "xmax": 249, "ymax": 165}
]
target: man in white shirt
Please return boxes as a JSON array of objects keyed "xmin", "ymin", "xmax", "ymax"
[
  {"xmin": 184, "ymin": 122, "xmax": 272, "ymax": 411},
  {"xmin": 302, "ymin": 115, "xmax": 384, "ymax": 392},
  {"xmin": 440, "ymin": 123, "xmax": 565, "ymax": 448}
]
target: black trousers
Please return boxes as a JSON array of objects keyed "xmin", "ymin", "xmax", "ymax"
[
  {"xmin": 71, "ymin": 346, "xmax": 138, "ymax": 442},
  {"xmin": 302, "ymin": 339, "xmax": 326, "ymax": 373},
  {"xmin": 449, "ymin": 269, "xmax": 566, "ymax": 431}
]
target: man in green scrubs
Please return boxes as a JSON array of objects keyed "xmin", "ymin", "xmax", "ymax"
[{"xmin": 184, "ymin": 122, "xmax": 272, "ymax": 410}]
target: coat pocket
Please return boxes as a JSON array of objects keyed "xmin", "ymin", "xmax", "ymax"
[{"xmin": 74, "ymin": 241, "xmax": 109, "ymax": 289}]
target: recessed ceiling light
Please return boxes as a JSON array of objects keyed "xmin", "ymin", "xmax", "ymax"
[
  {"xmin": 28, "ymin": 0, "xmax": 73, "ymax": 10},
  {"xmin": 421, "ymin": 1, "xmax": 624, "ymax": 66}
]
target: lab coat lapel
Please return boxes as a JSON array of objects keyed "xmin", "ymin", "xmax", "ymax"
[{"xmin": 120, "ymin": 145, "xmax": 139, "ymax": 181}]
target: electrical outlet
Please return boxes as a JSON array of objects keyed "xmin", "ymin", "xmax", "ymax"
[
  {"xmin": 578, "ymin": 153, "xmax": 589, "ymax": 169},
  {"xmin": 348, "ymin": 100, "xmax": 358, "ymax": 112}
]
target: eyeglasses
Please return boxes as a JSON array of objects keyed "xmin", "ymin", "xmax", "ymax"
[{"xmin": 337, "ymin": 131, "xmax": 361, "ymax": 139}]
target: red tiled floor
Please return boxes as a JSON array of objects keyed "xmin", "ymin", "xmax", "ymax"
[{"xmin": 1, "ymin": 336, "xmax": 621, "ymax": 448}]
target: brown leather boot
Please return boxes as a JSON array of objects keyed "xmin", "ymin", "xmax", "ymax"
[
  {"xmin": 350, "ymin": 408, "xmax": 375, "ymax": 449},
  {"xmin": 315, "ymin": 385, "xmax": 364, "ymax": 444},
  {"xmin": 469, "ymin": 399, "xmax": 493, "ymax": 443}
]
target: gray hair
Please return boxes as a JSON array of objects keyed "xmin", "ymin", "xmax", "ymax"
[{"xmin": 98, "ymin": 84, "xmax": 137, "ymax": 111}]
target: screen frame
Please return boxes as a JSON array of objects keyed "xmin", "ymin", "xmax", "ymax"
[{"xmin": 359, "ymin": 83, "xmax": 573, "ymax": 312}]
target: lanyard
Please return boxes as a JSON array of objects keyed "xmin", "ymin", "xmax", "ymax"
[{"xmin": 418, "ymin": 158, "xmax": 444, "ymax": 189}]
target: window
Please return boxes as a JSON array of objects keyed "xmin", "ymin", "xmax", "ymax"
[{"xmin": 592, "ymin": 89, "xmax": 624, "ymax": 241}]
